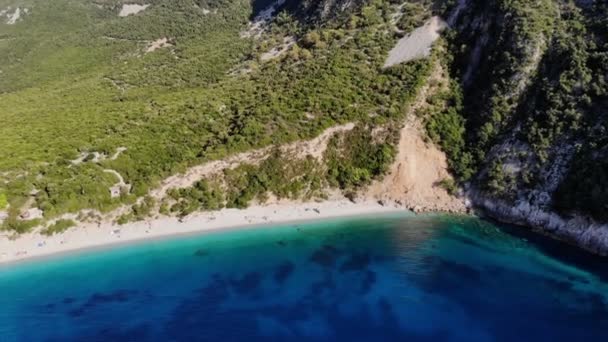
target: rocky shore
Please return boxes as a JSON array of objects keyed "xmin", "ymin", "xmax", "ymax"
[{"xmin": 471, "ymin": 193, "xmax": 608, "ymax": 256}]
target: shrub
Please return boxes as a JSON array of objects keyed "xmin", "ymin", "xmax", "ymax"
[
  {"xmin": 43, "ymin": 219, "xmax": 76, "ymax": 236},
  {"xmin": 0, "ymin": 193, "xmax": 7, "ymax": 210}
]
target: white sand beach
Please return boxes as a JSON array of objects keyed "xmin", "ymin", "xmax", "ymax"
[{"xmin": 0, "ymin": 199, "xmax": 405, "ymax": 265}]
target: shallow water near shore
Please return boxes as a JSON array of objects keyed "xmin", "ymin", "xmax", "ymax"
[{"xmin": 1, "ymin": 214, "xmax": 607, "ymax": 341}]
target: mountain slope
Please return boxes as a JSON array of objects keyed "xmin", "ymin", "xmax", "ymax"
[
  {"xmin": 439, "ymin": 0, "xmax": 608, "ymax": 253},
  {"xmin": 1, "ymin": 0, "xmax": 607, "ymax": 254},
  {"xmin": 0, "ymin": 0, "xmax": 432, "ymax": 232}
]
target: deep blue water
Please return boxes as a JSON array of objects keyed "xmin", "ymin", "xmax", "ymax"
[{"xmin": 1, "ymin": 214, "xmax": 607, "ymax": 341}]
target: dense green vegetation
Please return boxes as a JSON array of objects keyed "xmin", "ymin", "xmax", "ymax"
[
  {"xmin": 0, "ymin": 193, "xmax": 7, "ymax": 210},
  {"xmin": 551, "ymin": 2, "xmax": 608, "ymax": 220},
  {"xmin": 117, "ymin": 195, "xmax": 156, "ymax": 224},
  {"xmin": 2, "ymin": 0, "xmax": 606, "ymax": 233},
  {"xmin": 222, "ymin": 152, "xmax": 325, "ymax": 209},
  {"xmin": 0, "ymin": 0, "xmax": 432, "ymax": 231},
  {"xmin": 325, "ymin": 126, "xmax": 397, "ymax": 190},
  {"xmin": 165, "ymin": 179, "xmax": 224, "ymax": 217},
  {"xmin": 159, "ymin": 125, "xmax": 400, "ymax": 219},
  {"xmin": 437, "ymin": 0, "xmax": 608, "ymax": 221},
  {"xmin": 161, "ymin": 152, "xmax": 325, "ymax": 218},
  {"xmin": 394, "ymin": 1, "xmax": 431, "ymax": 34},
  {"xmin": 42, "ymin": 219, "xmax": 76, "ymax": 236},
  {"xmin": 447, "ymin": 0, "xmax": 557, "ymax": 164},
  {"xmin": 423, "ymin": 75, "xmax": 474, "ymax": 181}
]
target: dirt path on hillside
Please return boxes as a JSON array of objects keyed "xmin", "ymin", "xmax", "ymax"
[{"xmin": 103, "ymin": 169, "xmax": 126, "ymax": 187}]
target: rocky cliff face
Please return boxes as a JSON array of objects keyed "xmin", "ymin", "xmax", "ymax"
[
  {"xmin": 281, "ymin": 0, "xmax": 608, "ymax": 253},
  {"xmin": 250, "ymin": 0, "xmax": 367, "ymax": 24},
  {"xmin": 444, "ymin": 0, "xmax": 608, "ymax": 254}
]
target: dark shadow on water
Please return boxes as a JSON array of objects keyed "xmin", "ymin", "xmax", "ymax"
[
  {"xmin": 196, "ymin": 274, "xmax": 231, "ymax": 303},
  {"xmin": 274, "ymin": 261, "xmax": 295, "ymax": 284},
  {"xmin": 67, "ymin": 290, "xmax": 138, "ymax": 318},
  {"xmin": 63, "ymin": 297, "xmax": 76, "ymax": 304},
  {"xmin": 412, "ymin": 251, "xmax": 608, "ymax": 341},
  {"xmin": 420, "ymin": 256, "xmax": 483, "ymax": 286},
  {"xmin": 309, "ymin": 244, "xmax": 342, "ymax": 268},
  {"xmin": 340, "ymin": 252, "xmax": 372, "ymax": 272},
  {"xmin": 360, "ymin": 270, "xmax": 376, "ymax": 294},
  {"xmin": 231, "ymin": 271, "xmax": 263, "ymax": 295},
  {"xmin": 46, "ymin": 324, "xmax": 153, "ymax": 342},
  {"xmin": 156, "ymin": 276, "xmax": 450, "ymax": 341},
  {"xmin": 309, "ymin": 271, "xmax": 336, "ymax": 295},
  {"xmin": 483, "ymin": 217, "xmax": 608, "ymax": 282},
  {"xmin": 193, "ymin": 248, "xmax": 209, "ymax": 257}
]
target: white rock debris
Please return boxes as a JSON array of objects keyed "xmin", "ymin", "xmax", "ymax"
[{"xmin": 118, "ymin": 4, "xmax": 150, "ymax": 17}]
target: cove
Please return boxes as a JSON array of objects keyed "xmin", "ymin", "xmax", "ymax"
[{"xmin": 0, "ymin": 214, "xmax": 607, "ymax": 341}]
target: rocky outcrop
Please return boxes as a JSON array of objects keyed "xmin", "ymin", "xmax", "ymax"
[
  {"xmin": 269, "ymin": 0, "xmax": 367, "ymax": 26},
  {"xmin": 471, "ymin": 191, "xmax": 608, "ymax": 256},
  {"xmin": 444, "ymin": 0, "xmax": 608, "ymax": 254}
]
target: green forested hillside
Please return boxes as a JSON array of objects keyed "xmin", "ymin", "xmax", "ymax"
[
  {"xmin": 444, "ymin": 0, "xmax": 608, "ymax": 221},
  {"xmin": 0, "ymin": 0, "xmax": 433, "ymax": 231},
  {"xmin": 1, "ymin": 0, "xmax": 607, "ymax": 237}
]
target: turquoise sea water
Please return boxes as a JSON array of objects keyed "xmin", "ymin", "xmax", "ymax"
[{"xmin": 0, "ymin": 214, "xmax": 607, "ymax": 341}]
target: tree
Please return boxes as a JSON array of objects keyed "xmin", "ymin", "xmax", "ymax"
[{"xmin": 303, "ymin": 31, "xmax": 325, "ymax": 49}]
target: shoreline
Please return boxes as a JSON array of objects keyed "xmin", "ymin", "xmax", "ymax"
[
  {"xmin": 0, "ymin": 199, "xmax": 408, "ymax": 265},
  {"xmin": 471, "ymin": 193, "xmax": 608, "ymax": 256}
]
